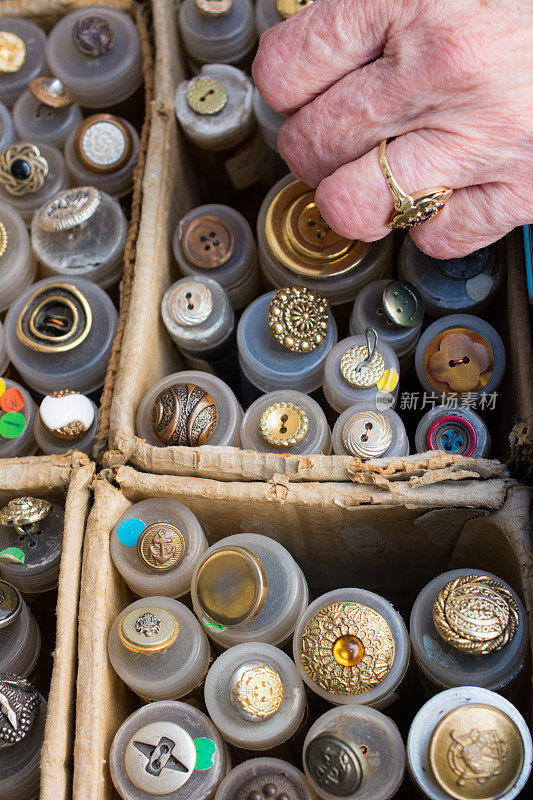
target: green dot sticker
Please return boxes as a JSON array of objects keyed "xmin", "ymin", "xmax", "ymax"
[
  {"xmin": 202, "ymin": 616, "xmax": 226, "ymax": 632},
  {"xmin": 193, "ymin": 737, "xmax": 216, "ymax": 771},
  {"xmin": 0, "ymin": 412, "xmax": 26, "ymax": 440},
  {"xmin": 0, "ymin": 547, "xmax": 25, "ymax": 564}
]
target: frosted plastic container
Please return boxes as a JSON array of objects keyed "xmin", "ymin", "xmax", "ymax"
[
  {"xmin": 0, "ymin": 142, "xmax": 68, "ymax": 226},
  {"xmin": 257, "ymin": 175, "xmax": 394, "ymax": 305},
  {"xmin": 0, "ymin": 201, "xmax": 36, "ymax": 312},
  {"xmin": 137, "ymin": 370, "xmax": 243, "ymax": 448},
  {"xmin": 33, "ymin": 394, "xmax": 98, "ymax": 456},
  {"xmin": 252, "ymin": 87, "xmax": 284, "ymax": 152},
  {"xmin": 302, "ymin": 705, "xmax": 405, "ymax": 800},
  {"xmin": 410, "ymin": 569, "xmax": 527, "ymax": 694},
  {"xmin": 5, "ymin": 276, "xmax": 118, "ymax": 395},
  {"xmin": 238, "ymin": 291, "xmax": 338, "ymax": 394},
  {"xmin": 64, "ymin": 118, "xmax": 140, "ymax": 198},
  {"xmin": 0, "ymin": 19, "xmax": 47, "ymax": 108},
  {"xmin": 414, "ymin": 314, "xmax": 506, "ymax": 399},
  {"xmin": 0, "ymin": 579, "xmax": 41, "ymax": 677},
  {"xmin": 191, "ymin": 533, "xmax": 309, "ymax": 649},
  {"xmin": 332, "ymin": 404, "xmax": 409, "ymax": 459},
  {"xmin": 0, "ymin": 379, "xmax": 38, "ymax": 458},
  {"xmin": 13, "ymin": 89, "xmax": 82, "ymax": 149},
  {"xmin": 110, "ymin": 498, "xmax": 208, "ymax": 599},
  {"xmin": 240, "ymin": 389, "xmax": 332, "ymax": 455},
  {"xmin": 108, "ymin": 596, "xmax": 211, "ymax": 702},
  {"xmin": 255, "ymin": 0, "xmax": 285, "ymax": 35},
  {"xmin": 45, "ymin": 7, "xmax": 143, "ymax": 108},
  {"xmin": 0, "ymin": 322, "xmax": 8, "ymax": 374},
  {"xmin": 0, "ymin": 681, "xmax": 46, "ymax": 800},
  {"xmin": 205, "ymin": 642, "xmax": 306, "ymax": 750},
  {"xmin": 323, "ymin": 335, "xmax": 400, "ymax": 413},
  {"xmin": 407, "ymin": 686, "xmax": 533, "ymax": 800},
  {"xmin": 110, "ymin": 700, "xmax": 230, "ymax": 800},
  {"xmin": 415, "ymin": 405, "xmax": 490, "ymax": 457},
  {"xmin": 399, "ymin": 237, "xmax": 503, "ymax": 317},
  {"xmin": 31, "ymin": 188, "xmax": 128, "ymax": 288},
  {"xmin": 178, "ymin": 0, "xmax": 256, "ymax": 67},
  {"xmin": 293, "ymin": 588, "xmax": 410, "ymax": 709},
  {"xmin": 214, "ymin": 758, "xmax": 320, "ymax": 800},
  {"xmin": 0, "ymin": 101, "xmax": 15, "ymax": 150},
  {"xmin": 0, "ymin": 499, "xmax": 63, "ymax": 595},
  {"xmin": 173, "ymin": 205, "xmax": 259, "ymax": 310}
]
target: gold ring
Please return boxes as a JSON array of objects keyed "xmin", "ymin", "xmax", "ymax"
[{"xmin": 379, "ymin": 139, "xmax": 452, "ymax": 230}]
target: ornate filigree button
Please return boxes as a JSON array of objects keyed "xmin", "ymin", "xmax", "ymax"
[
  {"xmin": 180, "ymin": 216, "xmax": 235, "ymax": 268},
  {"xmin": 150, "ymin": 383, "xmax": 218, "ymax": 447},
  {"xmin": 16, "ymin": 282, "xmax": 92, "ymax": 353},
  {"xmin": 229, "ymin": 660, "xmax": 284, "ymax": 721},
  {"xmin": 167, "ymin": 281, "xmax": 214, "ymax": 326},
  {"xmin": 72, "ymin": 15, "xmax": 114, "ymax": 57},
  {"xmin": 28, "ymin": 77, "xmax": 74, "ymax": 109},
  {"xmin": 137, "ymin": 523, "xmax": 186, "ymax": 572},
  {"xmin": 74, "ymin": 114, "xmax": 133, "ymax": 174},
  {"xmin": 39, "ymin": 390, "xmax": 95, "ymax": 440},
  {"xmin": 0, "ymin": 144, "xmax": 49, "ymax": 197},
  {"xmin": 0, "ymin": 675, "xmax": 40, "ymax": 745},
  {"xmin": 118, "ymin": 606, "xmax": 180, "ymax": 654},
  {"xmin": 186, "ymin": 78, "xmax": 228, "ymax": 115},
  {"xmin": 0, "ymin": 32, "xmax": 26, "ymax": 73},
  {"xmin": 259, "ymin": 402, "xmax": 309, "ymax": 447},
  {"xmin": 37, "ymin": 187, "xmax": 102, "ymax": 233},
  {"xmin": 0, "ymin": 497, "xmax": 52, "ymax": 537},
  {"xmin": 268, "ymin": 286, "xmax": 329, "ymax": 353},
  {"xmin": 342, "ymin": 409, "xmax": 392, "ymax": 458}
]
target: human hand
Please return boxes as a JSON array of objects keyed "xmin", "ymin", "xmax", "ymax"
[{"xmin": 252, "ymin": 0, "xmax": 533, "ymax": 257}]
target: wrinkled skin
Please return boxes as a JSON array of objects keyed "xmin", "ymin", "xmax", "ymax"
[{"xmin": 252, "ymin": 0, "xmax": 533, "ymax": 258}]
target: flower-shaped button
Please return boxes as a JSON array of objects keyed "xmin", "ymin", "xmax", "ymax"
[{"xmin": 428, "ymin": 332, "xmax": 491, "ymax": 393}]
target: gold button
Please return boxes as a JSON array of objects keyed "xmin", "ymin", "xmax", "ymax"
[
  {"xmin": 150, "ymin": 383, "xmax": 218, "ymax": 447},
  {"xmin": 196, "ymin": 545, "xmax": 267, "ymax": 628},
  {"xmin": 137, "ymin": 522, "xmax": 186, "ymax": 572},
  {"xmin": 16, "ymin": 282, "xmax": 92, "ymax": 354},
  {"xmin": 277, "ymin": 0, "xmax": 316, "ymax": 19},
  {"xmin": 428, "ymin": 703, "xmax": 525, "ymax": 800},
  {"xmin": 230, "ymin": 661, "xmax": 284, "ymax": 720},
  {"xmin": 342, "ymin": 410, "xmax": 392, "ymax": 458},
  {"xmin": 28, "ymin": 77, "xmax": 74, "ymax": 109},
  {"xmin": 0, "ymin": 32, "xmax": 26, "ymax": 73},
  {"xmin": 0, "ymin": 220, "xmax": 7, "ymax": 259},
  {"xmin": 265, "ymin": 180, "xmax": 369, "ymax": 279},
  {"xmin": 340, "ymin": 344, "xmax": 385, "ymax": 388},
  {"xmin": 118, "ymin": 606, "xmax": 180, "ymax": 654},
  {"xmin": 268, "ymin": 285, "xmax": 329, "ymax": 353},
  {"xmin": 194, "ymin": 0, "xmax": 233, "ymax": 16},
  {"xmin": 180, "ymin": 215, "xmax": 235, "ymax": 268},
  {"xmin": 0, "ymin": 143, "xmax": 49, "ymax": 197},
  {"xmin": 74, "ymin": 114, "xmax": 133, "ymax": 174},
  {"xmin": 259, "ymin": 401, "xmax": 309, "ymax": 447},
  {"xmin": 186, "ymin": 78, "xmax": 228, "ymax": 116}
]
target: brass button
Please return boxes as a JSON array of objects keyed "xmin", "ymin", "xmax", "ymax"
[
  {"xmin": 186, "ymin": 78, "xmax": 228, "ymax": 116},
  {"xmin": 0, "ymin": 676, "xmax": 40, "ymax": 745},
  {"xmin": 0, "ymin": 497, "xmax": 52, "ymax": 536},
  {"xmin": 150, "ymin": 383, "xmax": 218, "ymax": 447},
  {"xmin": 72, "ymin": 15, "xmax": 114, "ymax": 57},
  {"xmin": 180, "ymin": 215, "xmax": 235, "ymax": 268},
  {"xmin": 382, "ymin": 279, "xmax": 424, "ymax": 328},
  {"xmin": 428, "ymin": 703, "xmax": 525, "ymax": 800},
  {"xmin": 39, "ymin": 390, "xmax": 95, "ymax": 440},
  {"xmin": 0, "ymin": 579, "xmax": 21, "ymax": 628},
  {"xmin": 265, "ymin": 179, "xmax": 369, "ymax": 279},
  {"xmin": 118, "ymin": 606, "xmax": 180, "ymax": 654},
  {"xmin": 268, "ymin": 286, "xmax": 329, "ymax": 353},
  {"xmin": 305, "ymin": 733, "xmax": 363, "ymax": 796},
  {"xmin": 277, "ymin": 0, "xmax": 316, "ymax": 20},
  {"xmin": 0, "ymin": 32, "xmax": 26, "ymax": 73},
  {"xmin": 340, "ymin": 345, "xmax": 385, "ymax": 388},
  {"xmin": 74, "ymin": 114, "xmax": 133, "ymax": 174},
  {"xmin": 28, "ymin": 77, "xmax": 74, "ymax": 109},
  {"xmin": 229, "ymin": 660, "xmax": 284, "ymax": 721},
  {"xmin": 259, "ymin": 401, "xmax": 309, "ymax": 447},
  {"xmin": 425, "ymin": 329, "xmax": 494, "ymax": 394},
  {"xmin": 16, "ymin": 282, "xmax": 92, "ymax": 354},
  {"xmin": 0, "ymin": 144, "xmax": 49, "ymax": 197},
  {"xmin": 342, "ymin": 410, "xmax": 392, "ymax": 458},
  {"xmin": 0, "ymin": 220, "xmax": 7, "ymax": 259},
  {"xmin": 195, "ymin": 0, "xmax": 233, "ymax": 16},
  {"xmin": 196, "ymin": 545, "xmax": 267, "ymax": 627},
  {"xmin": 433, "ymin": 574, "xmax": 520, "ymax": 655},
  {"xmin": 137, "ymin": 523, "xmax": 186, "ymax": 572},
  {"xmin": 167, "ymin": 281, "xmax": 213, "ymax": 326},
  {"xmin": 37, "ymin": 187, "xmax": 102, "ymax": 233}
]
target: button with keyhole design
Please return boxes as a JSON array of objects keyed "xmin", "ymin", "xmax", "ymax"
[{"xmin": 180, "ymin": 215, "xmax": 235, "ymax": 268}]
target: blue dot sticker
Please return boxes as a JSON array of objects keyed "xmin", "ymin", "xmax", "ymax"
[{"xmin": 116, "ymin": 517, "xmax": 146, "ymax": 547}]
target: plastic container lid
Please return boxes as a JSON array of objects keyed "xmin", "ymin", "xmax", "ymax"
[
  {"xmin": 0, "ymin": 102, "xmax": 15, "ymax": 151},
  {"xmin": 0, "ymin": 201, "xmax": 36, "ymax": 313},
  {"xmin": 0, "ymin": 323, "xmax": 8, "ymax": 375},
  {"xmin": 0, "ymin": 579, "xmax": 41, "ymax": 677},
  {"xmin": 214, "ymin": 758, "xmax": 320, "ymax": 800},
  {"xmin": 13, "ymin": 90, "xmax": 83, "ymax": 149},
  {"xmin": 179, "ymin": 0, "xmax": 256, "ymax": 65},
  {"xmin": 253, "ymin": 87, "xmax": 284, "ymax": 152},
  {"xmin": 255, "ymin": 0, "xmax": 284, "ymax": 35}
]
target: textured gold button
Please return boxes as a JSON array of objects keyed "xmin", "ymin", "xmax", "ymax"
[
  {"xmin": 137, "ymin": 523, "xmax": 186, "ymax": 572},
  {"xmin": 17, "ymin": 282, "xmax": 92, "ymax": 354},
  {"xmin": 0, "ymin": 497, "xmax": 52, "ymax": 537},
  {"xmin": 37, "ymin": 187, "xmax": 102, "ymax": 233},
  {"xmin": 196, "ymin": 545, "xmax": 267, "ymax": 628},
  {"xmin": 277, "ymin": 0, "xmax": 316, "ymax": 19},
  {"xmin": 340, "ymin": 345, "xmax": 385, "ymax": 388},
  {"xmin": 186, "ymin": 78, "xmax": 228, "ymax": 115},
  {"xmin": 229, "ymin": 661, "xmax": 284, "ymax": 720},
  {"xmin": 28, "ymin": 77, "xmax": 74, "ymax": 109},
  {"xmin": 0, "ymin": 143, "xmax": 49, "ymax": 197},
  {"xmin": 150, "ymin": 383, "xmax": 218, "ymax": 447},
  {"xmin": 195, "ymin": 0, "xmax": 233, "ymax": 16},
  {"xmin": 74, "ymin": 114, "xmax": 133, "ymax": 174},
  {"xmin": 268, "ymin": 285, "xmax": 329, "ymax": 353},
  {"xmin": 0, "ymin": 32, "xmax": 26, "ymax": 73},
  {"xmin": 259, "ymin": 401, "xmax": 309, "ymax": 447},
  {"xmin": 342, "ymin": 410, "xmax": 392, "ymax": 458},
  {"xmin": 428, "ymin": 703, "xmax": 525, "ymax": 800},
  {"xmin": 180, "ymin": 215, "xmax": 235, "ymax": 268},
  {"xmin": 118, "ymin": 606, "xmax": 180, "ymax": 654}
]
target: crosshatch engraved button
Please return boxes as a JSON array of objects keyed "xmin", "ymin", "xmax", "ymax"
[
  {"xmin": 28, "ymin": 77, "xmax": 74, "ymax": 109},
  {"xmin": 0, "ymin": 220, "xmax": 7, "ymax": 259},
  {"xmin": 167, "ymin": 281, "xmax": 214, "ymax": 326},
  {"xmin": 259, "ymin": 402, "xmax": 309, "ymax": 447},
  {"xmin": 196, "ymin": 545, "xmax": 267, "ymax": 627},
  {"xmin": 0, "ymin": 675, "xmax": 40, "ymax": 745},
  {"xmin": 433, "ymin": 575, "xmax": 520, "ymax": 655},
  {"xmin": 235, "ymin": 771, "xmax": 301, "ymax": 800},
  {"xmin": 0, "ymin": 580, "xmax": 21, "ymax": 628},
  {"xmin": 300, "ymin": 601, "xmax": 395, "ymax": 696},
  {"xmin": 265, "ymin": 179, "xmax": 369, "ymax": 279},
  {"xmin": 342, "ymin": 410, "xmax": 392, "ymax": 458},
  {"xmin": 118, "ymin": 606, "xmax": 180, "ymax": 654},
  {"xmin": 37, "ymin": 187, "xmax": 102, "ymax": 233},
  {"xmin": 382, "ymin": 279, "xmax": 424, "ymax": 328},
  {"xmin": 277, "ymin": 0, "xmax": 316, "ymax": 19},
  {"xmin": 16, "ymin": 282, "xmax": 92, "ymax": 353},
  {"xmin": 180, "ymin": 216, "xmax": 235, "ymax": 268},
  {"xmin": 340, "ymin": 345, "xmax": 385, "ymax": 388},
  {"xmin": 0, "ymin": 32, "xmax": 26, "ymax": 73},
  {"xmin": 150, "ymin": 383, "xmax": 219, "ymax": 447},
  {"xmin": 268, "ymin": 286, "xmax": 329, "ymax": 353},
  {"xmin": 125, "ymin": 720, "xmax": 196, "ymax": 794},
  {"xmin": 229, "ymin": 660, "xmax": 284, "ymax": 721},
  {"xmin": 195, "ymin": 0, "xmax": 234, "ymax": 16},
  {"xmin": 187, "ymin": 78, "xmax": 228, "ymax": 115},
  {"xmin": 424, "ymin": 329, "xmax": 494, "ymax": 394},
  {"xmin": 72, "ymin": 14, "xmax": 114, "ymax": 57},
  {"xmin": 0, "ymin": 497, "xmax": 52, "ymax": 535},
  {"xmin": 0, "ymin": 144, "xmax": 49, "ymax": 197},
  {"xmin": 305, "ymin": 732, "xmax": 363, "ymax": 796},
  {"xmin": 428, "ymin": 703, "xmax": 524, "ymax": 800},
  {"xmin": 137, "ymin": 523, "xmax": 186, "ymax": 572},
  {"xmin": 39, "ymin": 390, "xmax": 95, "ymax": 440},
  {"xmin": 74, "ymin": 114, "xmax": 133, "ymax": 174}
]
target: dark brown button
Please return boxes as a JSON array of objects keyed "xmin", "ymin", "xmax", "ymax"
[
  {"xmin": 150, "ymin": 383, "xmax": 218, "ymax": 447},
  {"xmin": 72, "ymin": 14, "xmax": 114, "ymax": 57},
  {"xmin": 180, "ymin": 216, "xmax": 235, "ymax": 269}
]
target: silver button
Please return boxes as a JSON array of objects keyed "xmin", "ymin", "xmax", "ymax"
[{"xmin": 125, "ymin": 721, "xmax": 196, "ymax": 794}]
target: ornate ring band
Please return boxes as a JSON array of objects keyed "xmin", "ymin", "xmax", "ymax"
[{"xmin": 378, "ymin": 139, "xmax": 453, "ymax": 230}]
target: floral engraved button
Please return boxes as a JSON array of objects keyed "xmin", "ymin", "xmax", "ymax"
[
  {"xmin": 268, "ymin": 286, "xmax": 329, "ymax": 353},
  {"xmin": 118, "ymin": 606, "xmax": 180, "ymax": 654}
]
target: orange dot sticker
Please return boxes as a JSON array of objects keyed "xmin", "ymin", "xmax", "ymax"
[{"xmin": 0, "ymin": 387, "xmax": 25, "ymax": 414}]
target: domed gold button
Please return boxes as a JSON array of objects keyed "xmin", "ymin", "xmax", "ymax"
[
  {"xmin": 0, "ymin": 32, "xmax": 26, "ymax": 73},
  {"xmin": 196, "ymin": 545, "xmax": 267, "ymax": 628},
  {"xmin": 137, "ymin": 523, "xmax": 186, "ymax": 572},
  {"xmin": 150, "ymin": 383, "xmax": 218, "ymax": 447},
  {"xmin": 332, "ymin": 634, "xmax": 365, "ymax": 667}
]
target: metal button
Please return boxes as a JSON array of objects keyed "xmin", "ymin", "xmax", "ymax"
[
  {"xmin": 0, "ymin": 144, "xmax": 49, "ymax": 197},
  {"xmin": 186, "ymin": 78, "xmax": 228, "ymax": 116},
  {"xmin": 137, "ymin": 523, "xmax": 186, "ymax": 572},
  {"xmin": 0, "ymin": 580, "xmax": 21, "ymax": 629},
  {"xmin": 342, "ymin": 410, "xmax": 392, "ymax": 459},
  {"xmin": 235, "ymin": 772, "xmax": 301, "ymax": 800},
  {"xmin": 305, "ymin": 732, "xmax": 363, "ymax": 796},
  {"xmin": 150, "ymin": 383, "xmax": 219, "ymax": 447},
  {"xmin": 72, "ymin": 15, "xmax": 114, "ymax": 57},
  {"xmin": 0, "ymin": 675, "xmax": 40, "ymax": 745},
  {"xmin": 16, "ymin": 282, "xmax": 92, "ymax": 354},
  {"xmin": 180, "ymin": 215, "xmax": 235, "ymax": 268},
  {"xmin": 277, "ymin": 0, "xmax": 316, "ymax": 20},
  {"xmin": 125, "ymin": 720, "xmax": 196, "ymax": 794},
  {"xmin": 37, "ymin": 187, "xmax": 102, "ymax": 233},
  {"xmin": 195, "ymin": 0, "xmax": 234, "ymax": 16},
  {"xmin": 382, "ymin": 279, "xmax": 424, "ymax": 328},
  {"xmin": 0, "ymin": 220, "xmax": 7, "ymax": 259},
  {"xmin": 74, "ymin": 114, "xmax": 133, "ymax": 174},
  {"xmin": 229, "ymin": 660, "xmax": 284, "ymax": 721},
  {"xmin": 0, "ymin": 32, "xmax": 26, "ymax": 73},
  {"xmin": 0, "ymin": 497, "xmax": 52, "ymax": 536},
  {"xmin": 425, "ymin": 329, "xmax": 494, "ymax": 394},
  {"xmin": 39, "ymin": 390, "xmax": 95, "ymax": 440},
  {"xmin": 340, "ymin": 346, "xmax": 385, "ymax": 389},
  {"xmin": 428, "ymin": 703, "xmax": 525, "ymax": 800},
  {"xmin": 28, "ymin": 77, "xmax": 74, "ymax": 109},
  {"xmin": 167, "ymin": 281, "xmax": 214, "ymax": 326},
  {"xmin": 268, "ymin": 286, "xmax": 329, "ymax": 353},
  {"xmin": 259, "ymin": 402, "xmax": 309, "ymax": 447},
  {"xmin": 118, "ymin": 606, "xmax": 180, "ymax": 654},
  {"xmin": 196, "ymin": 545, "xmax": 267, "ymax": 627}
]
